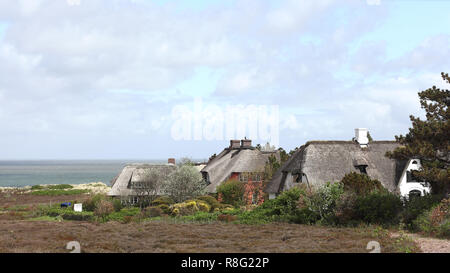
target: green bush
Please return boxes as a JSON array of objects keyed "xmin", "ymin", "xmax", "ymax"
[
  {"xmin": 237, "ymin": 187, "xmax": 303, "ymax": 224},
  {"xmin": 112, "ymin": 198, "xmax": 124, "ymax": 212},
  {"xmin": 157, "ymin": 204, "xmax": 170, "ymax": 214},
  {"xmin": 216, "ymin": 179, "xmax": 245, "ymax": 207},
  {"xmin": 31, "ymin": 189, "xmax": 89, "ymax": 196},
  {"xmin": 413, "ymin": 198, "xmax": 450, "ymax": 238},
  {"xmin": 341, "ymin": 172, "xmax": 384, "ymax": 195},
  {"xmin": 94, "ymin": 200, "xmax": 114, "ymax": 221},
  {"xmin": 402, "ymin": 194, "xmax": 444, "ymax": 231},
  {"xmin": 146, "ymin": 206, "xmax": 164, "ymax": 217},
  {"xmin": 151, "ymin": 196, "xmax": 175, "ymax": 206},
  {"xmin": 302, "ymin": 182, "xmax": 344, "ymax": 224},
  {"xmin": 354, "ymin": 191, "xmax": 403, "ymax": 226},
  {"xmin": 83, "ymin": 194, "xmax": 107, "ymax": 212},
  {"xmin": 196, "ymin": 195, "xmax": 221, "ymax": 212},
  {"xmin": 107, "ymin": 207, "xmax": 141, "ymax": 223}
]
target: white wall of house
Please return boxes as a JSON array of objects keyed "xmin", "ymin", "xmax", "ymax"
[{"xmin": 398, "ymin": 159, "xmax": 431, "ymax": 197}]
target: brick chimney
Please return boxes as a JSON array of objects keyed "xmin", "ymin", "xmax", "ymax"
[
  {"xmin": 168, "ymin": 158, "xmax": 176, "ymax": 165},
  {"xmin": 241, "ymin": 139, "xmax": 252, "ymax": 148},
  {"xmin": 230, "ymin": 140, "xmax": 240, "ymax": 149}
]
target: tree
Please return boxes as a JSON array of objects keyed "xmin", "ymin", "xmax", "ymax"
[
  {"xmin": 386, "ymin": 72, "xmax": 450, "ymax": 194},
  {"xmin": 133, "ymin": 168, "xmax": 165, "ymax": 208},
  {"xmin": 163, "ymin": 165, "xmax": 206, "ymax": 203}
]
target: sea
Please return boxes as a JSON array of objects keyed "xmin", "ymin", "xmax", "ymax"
[{"xmin": 0, "ymin": 160, "xmax": 166, "ymax": 188}]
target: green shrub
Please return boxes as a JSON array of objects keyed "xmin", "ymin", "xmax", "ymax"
[
  {"xmin": 107, "ymin": 207, "xmax": 141, "ymax": 223},
  {"xmin": 157, "ymin": 204, "xmax": 170, "ymax": 214},
  {"xmin": 31, "ymin": 185, "xmax": 45, "ymax": 190},
  {"xmin": 413, "ymin": 198, "xmax": 450, "ymax": 238},
  {"xmin": 341, "ymin": 172, "xmax": 384, "ymax": 195},
  {"xmin": 237, "ymin": 187, "xmax": 303, "ymax": 224},
  {"xmin": 196, "ymin": 195, "xmax": 221, "ymax": 212},
  {"xmin": 112, "ymin": 198, "xmax": 123, "ymax": 212},
  {"xmin": 302, "ymin": 182, "xmax": 344, "ymax": 224},
  {"xmin": 402, "ymin": 194, "xmax": 444, "ymax": 231},
  {"xmin": 216, "ymin": 179, "xmax": 245, "ymax": 207},
  {"xmin": 47, "ymin": 184, "xmax": 73, "ymax": 190},
  {"xmin": 146, "ymin": 206, "xmax": 164, "ymax": 217},
  {"xmin": 354, "ymin": 191, "xmax": 403, "ymax": 226},
  {"xmin": 94, "ymin": 200, "xmax": 114, "ymax": 221},
  {"xmin": 30, "ymin": 189, "xmax": 89, "ymax": 196},
  {"xmin": 151, "ymin": 196, "xmax": 175, "ymax": 206},
  {"xmin": 333, "ymin": 192, "xmax": 358, "ymax": 226},
  {"xmin": 83, "ymin": 194, "xmax": 107, "ymax": 212},
  {"xmin": 170, "ymin": 200, "xmax": 210, "ymax": 216}
]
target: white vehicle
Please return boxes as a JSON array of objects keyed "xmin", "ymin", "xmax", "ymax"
[{"xmin": 398, "ymin": 159, "xmax": 431, "ymax": 198}]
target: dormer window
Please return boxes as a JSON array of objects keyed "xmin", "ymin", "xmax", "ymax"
[{"xmin": 356, "ymin": 165, "xmax": 368, "ymax": 174}]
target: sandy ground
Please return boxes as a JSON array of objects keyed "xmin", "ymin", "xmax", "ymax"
[{"xmin": 391, "ymin": 232, "xmax": 450, "ymax": 253}]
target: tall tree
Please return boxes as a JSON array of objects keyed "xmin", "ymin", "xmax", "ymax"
[{"xmin": 386, "ymin": 72, "xmax": 450, "ymax": 194}]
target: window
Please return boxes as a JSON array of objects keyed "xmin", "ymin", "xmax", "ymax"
[
  {"xmin": 355, "ymin": 165, "xmax": 368, "ymax": 174},
  {"xmin": 252, "ymin": 191, "xmax": 259, "ymax": 204},
  {"xmin": 406, "ymin": 171, "xmax": 418, "ymax": 183},
  {"xmin": 412, "ymin": 160, "xmax": 418, "ymax": 165},
  {"xmin": 294, "ymin": 173, "xmax": 302, "ymax": 183}
]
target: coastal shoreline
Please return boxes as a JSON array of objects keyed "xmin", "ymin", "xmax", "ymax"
[{"xmin": 0, "ymin": 182, "xmax": 111, "ymax": 195}]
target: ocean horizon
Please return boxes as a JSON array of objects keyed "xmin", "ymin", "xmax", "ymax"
[{"xmin": 0, "ymin": 160, "xmax": 168, "ymax": 188}]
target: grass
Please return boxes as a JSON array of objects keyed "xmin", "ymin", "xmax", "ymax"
[
  {"xmin": 31, "ymin": 184, "xmax": 73, "ymax": 190},
  {"xmin": 0, "ymin": 220, "xmax": 421, "ymax": 253}
]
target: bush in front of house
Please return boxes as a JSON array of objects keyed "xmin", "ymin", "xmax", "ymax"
[
  {"xmin": 402, "ymin": 194, "xmax": 444, "ymax": 231},
  {"xmin": 216, "ymin": 179, "xmax": 245, "ymax": 207},
  {"xmin": 300, "ymin": 182, "xmax": 344, "ymax": 225},
  {"xmin": 196, "ymin": 195, "xmax": 221, "ymax": 212},
  {"xmin": 238, "ymin": 187, "xmax": 304, "ymax": 224},
  {"xmin": 83, "ymin": 194, "xmax": 108, "ymax": 212},
  {"xmin": 353, "ymin": 190, "xmax": 403, "ymax": 226},
  {"xmin": 413, "ymin": 198, "xmax": 450, "ymax": 238},
  {"xmin": 94, "ymin": 200, "xmax": 114, "ymax": 221},
  {"xmin": 169, "ymin": 199, "xmax": 211, "ymax": 216},
  {"xmin": 151, "ymin": 196, "xmax": 175, "ymax": 206},
  {"xmin": 107, "ymin": 207, "xmax": 141, "ymax": 223},
  {"xmin": 145, "ymin": 206, "xmax": 164, "ymax": 217},
  {"xmin": 341, "ymin": 172, "xmax": 384, "ymax": 196}
]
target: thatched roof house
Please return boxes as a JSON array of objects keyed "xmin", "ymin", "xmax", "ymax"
[
  {"xmin": 108, "ymin": 160, "xmax": 177, "ymax": 197},
  {"xmin": 265, "ymin": 128, "xmax": 422, "ymax": 198},
  {"xmin": 201, "ymin": 139, "xmax": 279, "ymax": 193}
]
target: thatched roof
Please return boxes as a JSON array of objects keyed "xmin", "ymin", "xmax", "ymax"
[
  {"xmin": 108, "ymin": 163, "xmax": 177, "ymax": 196},
  {"xmin": 202, "ymin": 147, "xmax": 279, "ymax": 193},
  {"xmin": 265, "ymin": 141, "xmax": 407, "ymax": 194}
]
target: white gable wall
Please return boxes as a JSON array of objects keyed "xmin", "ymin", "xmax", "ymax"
[{"xmin": 398, "ymin": 159, "xmax": 431, "ymax": 197}]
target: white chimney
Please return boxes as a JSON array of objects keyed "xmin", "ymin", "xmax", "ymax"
[{"xmin": 355, "ymin": 128, "xmax": 369, "ymax": 147}]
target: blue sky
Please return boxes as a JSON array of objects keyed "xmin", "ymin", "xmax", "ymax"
[{"xmin": 0, "ymin": 0, "xmax": 448, "ymax": 160}]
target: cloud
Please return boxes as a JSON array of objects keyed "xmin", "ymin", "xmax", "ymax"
[{"xmin": 0, "ymin": 0, "xmax": 448, "ymax": 158}]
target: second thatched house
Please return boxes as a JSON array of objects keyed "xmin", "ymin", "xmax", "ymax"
[
  {"xmin": 265, "ymin": 128, "xmax": 431, "ymax": 199},
  {"xmin": 201, "ymin": 139, "xmax": 279, "ymax": 205},
  {"xmin": 108, "ymin": 159, "xmax": 178, "ymax": 204}
]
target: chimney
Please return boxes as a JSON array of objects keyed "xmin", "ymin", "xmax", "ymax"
[
  {"xmin": 355, "ymin": 128, "xmax": 369, "ymax": 148},
  {"xmin": 168, "ymin": 158, "xmax": 176, "ymax": 165},
  {"xmin": 241, "ymin": 139, "xmax": 252, "ymax": 148},
  {"xmin": 230, "ymin": 140, "xmax": 240, "ymax": 149}
]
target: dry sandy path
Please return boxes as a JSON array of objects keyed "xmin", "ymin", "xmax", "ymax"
[{"xmin": 391, "ymin": 232, "xmax": 450, "ymax": 253}]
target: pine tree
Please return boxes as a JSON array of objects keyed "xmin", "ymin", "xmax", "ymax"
[{"xmin": 386, "ymin": 72, "xmax": 450, "ymax": 194}]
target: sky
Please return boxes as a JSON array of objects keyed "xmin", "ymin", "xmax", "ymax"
[{"xmin": 0, "ymin": 0, "xmax": 449, "ymax": 160}]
